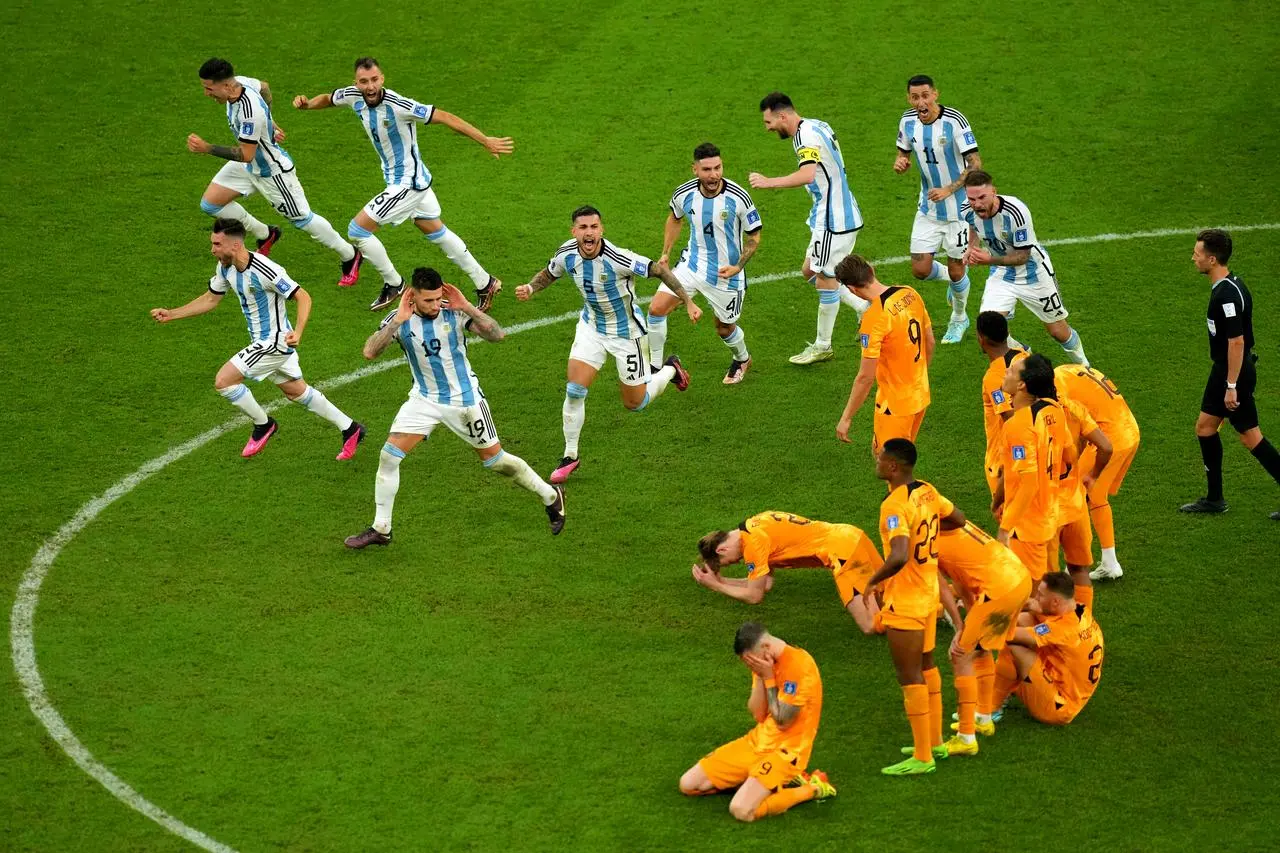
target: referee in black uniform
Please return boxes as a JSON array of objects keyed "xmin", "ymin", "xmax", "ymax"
[{"xmin": 1180, "ymin": 229, "xmax": 1280, "ymax": 518}]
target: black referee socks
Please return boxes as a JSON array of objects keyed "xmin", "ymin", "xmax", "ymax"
[
  {"xmin": 1250, "ymin": 437, "xmax": 1280, "ymax": 485},
  {"xmin": 1199, "ymin": 433, "xmax": 1224, "ymax": 501}
]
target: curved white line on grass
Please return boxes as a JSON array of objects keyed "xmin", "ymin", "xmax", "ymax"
[{"xmin": 11, "ymin": 220, "xmax": 1279, "ymax": 851}]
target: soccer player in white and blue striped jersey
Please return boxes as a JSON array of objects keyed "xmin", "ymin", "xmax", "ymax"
[
  {"xmin": 149, "ymin": 220, "xmax": 366, "ymax": 460},
  {"xmin": 650, "ymin": 143, "xmax": 763, "ymax": 384},
  {"xmin": 895, "ymin": 75, "xmax": 983, "ymax": 344},
  {"xmin": 188, "ymin": 59, "xmax": 363, "ymax": 288},
  {"xmin": 344, "ymin": 269, "xmax": 565, "ymax": 549},
  {"xmin": 961, "ymin": 171, "xmax": 1089, "ymax": 365},
  {"xmin": 293, "ymin": 58, "xmax": 510, "ymax": 312},
  {"xmin": 750, "ymin": 93, "xmax": 867, "ymax": 365},
  {"xmin": 517, "ymin": 206, "xmax": 703, "ymax": 484}
]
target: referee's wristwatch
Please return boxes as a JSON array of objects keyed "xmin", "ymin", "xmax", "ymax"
[{"xmin": 1227, "ymin": 381, "xmax": 1238, "ymax": 390}]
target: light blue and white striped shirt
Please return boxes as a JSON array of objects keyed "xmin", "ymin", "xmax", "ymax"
[
  {"xmin": 669, "ymin": 178, "xmax": 761, "ymax": 290},
  {"xmin": 384, "ymin": 307, "xmax": 482, "ymax": 406},
  {"xmin": 226, "ymin": 76, "xmax": 293, "ymax": 178},
  {"xmin": 960, "ymin": 195, "xmax": 1055, "ymax": 286},
  {"xmin": 548, "ymin": 239, "xmax": 651, "ymax": 339},
  {"xmin": 208, "ymin": 253, "xmax": 299, "ymax": 351},
  {"xmin": 793, "ymin": 118, "xmax": 863, "ymax": 234},
  {"xmin": 332, "ymin": 86, "xmax": 434, "ymax": 191},
  {"xmin": 897, "ymin": 106, "xmax": 978, "ymax": 222}
]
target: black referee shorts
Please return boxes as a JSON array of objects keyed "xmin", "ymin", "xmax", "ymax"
[{"xmin": 1200, "ymin": 358, "xmax": 1259, "ymax": 432}]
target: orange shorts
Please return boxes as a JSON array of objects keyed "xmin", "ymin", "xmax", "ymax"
[
  {"xmin": 1016, "ymin": 659, "xmax": 1079, "ymax": 725},
  {"xmin": 1009, "ymin": 536, "xmax": 1050, "ymax": 582},
  {"xmin": 877, "ymin": 607, "xmax": 938, "ymax": 653},
  {"xmin": 830, "ymin": 531, "xmax": 878, "ymax": 606},
  {"xmin": 957, "ymin": 576, "xmax": 1032, "ymax": 653},
  {"xmin": 1058, "ymin": 513, "xmax": 1094, "ymax": 568},
  {"xmin": 698, "ymin": 735, "xmax": 805, "ymax": 792},
  {"xmin": 1084, "ymin": 440, "xmax": 1139, "ymax": 505},
  {"xmin": 872, "ymin": 403, "xmax": 926, "ymax": 455}
]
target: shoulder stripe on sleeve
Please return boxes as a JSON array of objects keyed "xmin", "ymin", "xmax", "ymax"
[
  {"xmin": 247, "ymin": 255, "xmax": 283, "ymax": 280},
  {"xmin": 383, "ymin": 91, "xmax": 416, "ymax": 110},
  {"xmin": 672, "ymin": 179, "xmax": 699, "ymax": 194},
  {"xmin": 602, "ymin": 245, "xmax": 642, "ymax": 270},
  {"xmin": 553, "ymin": 239, "xmax": 578, "ymax": 259},
  {"xmin": 940, "ymin": 106, "xmax": 971, "ymax": 128},
  {"xmin": 901, "ymin": 109, "xmax": 917, "ymax": 119},
  {"xmin": 1001, "ymin": 197, "xmax": 1027, "ymax": 227},
  {"xmin": 237, "ymin": 94, "xmax": 253, "ymax": 118},
  {"xmin": 724, "ymin": 182, "xmax": 754, "ymax": 206}
]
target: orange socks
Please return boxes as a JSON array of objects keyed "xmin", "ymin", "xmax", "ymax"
[
  {"xmin": 1091, "ymin": 502, "xmax": 1115, "ymax": 550},
  {"xmin": 753, "ymin": 783, "xmax": 816, "ymax": 818},
  {"xmin": 955, "ymin": 674, "xmax": 978, "ymax": 735},
  {"xmin": 993, "ymin": 652, "xmax": 1019, "ymax": 710},
  {"xmin": 974, "ymin": 653, "xmax": 996, "ymax": 715},
  {"xmin": 903, "ymin": 683, "xmax": 932, "ymax": 762},
  {"xmin": 924, "ymin": 667, "xmax": 943, "ymax": 747}
]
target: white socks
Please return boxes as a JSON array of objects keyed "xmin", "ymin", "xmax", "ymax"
[
  {"xmin": 647, "ymin": 313, "xmax": 668, "ymax": 365},
  {"xmin": 949, "ymin": 274, "xmax": 971, "ymax": 322},
  {"xmin": 426, "ymin": 225, "xmax": 487, "ymax": 287},
  {"xmin": 722, "ymin": 326, "xmax": 749, "ymax": 361},
  {"xmin": 563, "ymin": 383, "xmax": 588, "ymax": 458},
  {"xmin": 1060, "ymin": 327, "xmax": 1089, "ymax": 366},
  {"xmin": 925, "ymin": 260, "xmax": 949, "ymax": 281},
  {"xmin": 214, "ymin": 202, "xmax": 270, "ymax": 241},
  {"xmin": 299, "ymin": 214, "xmax": 356, "ymax": 262},
  {"xmin": 373, "ymin": 444, "xmax": 404, "ymax": 533},
  {"xmin": 485, "ymin": 450, "xmax": 557, "ymax": 504},
  {"xmin": 640, "ymin": 365, "xmax": 675, "ymax": 409},
  {"xmin": 218, "ymin": 384, "xmax": 268, "ymax": 424},
  {"xmin": 1100, "ymin": 546, "xmax": 1119, "ymax": 568},
  {"xmin": 837, "ymin": 287, "xmax": 870, "ymax": 316},
  {"xmin": 817, "ymin": 289, "xmax": 841, "ymax": 348},
  {"xmin": 348, "ymin": 221, "xmax": 400, "ymax": 285},
  {"xmin": 296, "ymin": 385, "xmax": 353, "ymax": 431}
]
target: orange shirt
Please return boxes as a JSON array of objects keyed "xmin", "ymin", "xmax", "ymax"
[
  {"xmin": 1001, "ymin": 399, "xmax": 1073, "ymax": 542},
  {"xmin": 937, "ymin": 522, "xmax": 1030, "ymax": 600},
  {"xmin": 746, "ymin": 644, "xmax": 823, "ymax": 766},
  {"xmin": 1054, "ymin": 365, "xmax": 1140, "ymax": 448},
  {"xmin": 879, "ymin": 479, "xmax": 953, "ymax": 619},
  {"xmin": 859, "ymin": 285, "xmax": 932, "ymax": 415},
  {"xmin": 1058, "ymin": 397, "xmax": 1099, "ymax": 523},
  {"xmin": 741, "ymin": 512, "xmax": 876, "ymax": 580},
  {"xmin": 982, "ymin": 348, "xmax": 1029, "ymax": 474},
  {"xmin": 1033, "ymin": 586, "xmax": 1104, "ymax": 712}
]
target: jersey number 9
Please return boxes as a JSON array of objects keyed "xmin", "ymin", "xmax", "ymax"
[{"xmin": 908, "ymin": 318, "xmax": 923, "ymax": 362}]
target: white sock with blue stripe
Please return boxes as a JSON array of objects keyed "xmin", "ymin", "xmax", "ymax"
[
  {"xmin": 1059, "ymin": 327, "xmax": 1089, "ymax": 366},
  {"xmin": 296, "ymin": 384, "xmax": 353, "ymax": 431},
  {"xmin": 647, "ymin": 313, "xmax": 668, "ymax": 365},
  {"xmin": 348, "ymin": 221, "xmax": 400, "ymax": 285},
  {"xmin": 949, "ymin": 273, "xmax": 971, "ymax": 321},
  {"xmin": 563, "ymin": 383, "xmax": 588, "ymax": 458},
  {"xmin": 721, "ymin": 326, "xmax": 749, "ymax": 361},
  {"xmin": 297, "ymin": 214, "xmax": 355, "ymax": 262},
  {"xmin": 203, "ymin": 200, "xmax": 269, "ymax": 241},
  {"xmin": 639, "ymin": 365, "xmax": 675, "ymax": 409},
  {"xmin": 838, "ymin": 287, "xmax": 870, "ymax": 315},
  {"xmin": 925, "ymin": 260, "xmax": 949, "ymax": 281},
  {"xmin": 817, "ymin": 288, "xmax": 841, "ymax": 348},
  {"xmin": 485, "ymin": 450, "xmax": 557, "ymax": 504},
  {"xmin": 373, "ymin": 443, "xmax": 405, "ymax": 533},
  {"xmin": 425, "ymin": 225, "xmax": 488, "ymax": 287},
  {"xmin": 218, "ymin": 384, "xmax": 268, "ymax": 425}
]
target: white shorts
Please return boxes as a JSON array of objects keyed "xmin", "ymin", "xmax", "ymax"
[
  {"xmin": 230, "ymin": 341, "xmax": 302, "ymax": 384},
  {"xmin": 806, "ymin": 229, "xmax": 858, "ymax": 278},
  {"xmin": 568, "ymin": 320, "xmax": 650, "ymax": 386},
  {"xmin": 657, "ymin": 264, "xmax": 745, "ymax": 324},
  {"xmin": 364, "ymin": 186, "xmax": 442, "ymax": 227},
  {"xmin": 389, "ymin": 393, "xmax": 500, "ymax": 449},
  {"xmin": 979, "ymin": 275, "xmax": 1070, "ymax": 323},
  {"xmin": 910, "ymin": 212, "xmax": 968, "ymax": 260},
  {"xmin": 212, "ymin": 163, "xmax": 312, "ymax": 222}
]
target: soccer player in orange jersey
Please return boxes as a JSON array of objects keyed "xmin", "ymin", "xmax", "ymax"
[
  {"xmin": 680, "ymin": 622, "xmax": 836, "ymax": 820},
  {"xmin": 935, "ymin": 521, "xmax": 1032, "ymax": 755},
  {"xmin": 834, "ymin": 255, "xmax": 935, "ymax": 455},
  {"xmin": 992, "ymin": 572, "xmax": 1104, "ymax": 725},
  {"xmin": 977, "ymin": 311, "xmax": 1029, "ymax": 495},
  {"xmin": 692, "ymin": 511, "xmax": 884, "ymax": 633},
  {"xmin": 1053, "ymin": 395, "xmax": 1112, "ymax": 579},
  {"xmin": 1054, "ymin": 363, "xmax": 1141, "ymax": 580},
  {"xmin": 866, "ymin": 438, "xmax": 965, "ymax": 775},
  {"xmin": 993, "ymin": 354, "xmax": 1073, "ymax": 581}
]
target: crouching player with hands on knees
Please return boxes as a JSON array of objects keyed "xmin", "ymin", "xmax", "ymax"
[{"xmin": 679, "ymin": 622, "xmax": 835, "ymax": 821}]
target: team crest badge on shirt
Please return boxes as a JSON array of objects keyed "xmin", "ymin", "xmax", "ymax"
[
  {"xmin": 719, "ymin": 210, "xmax": 730, "ymax": 221},
  {"xmin": 1014, "ymin": 228, "xmax": 1028, "ymax": 243},
  {"xmin": 1012, "ymin": 445, "xmax": 1027, "ymax": 460},
  {"xmin": 440, "ymin": 323, "xmax": 452, "ymax": 333},
  {"xmin": 886, "ymin": 515, "xmax": 901, "ymax": 530},
  {"xmin": 938, "ymin": 134, "xmax": 949, "ymax": 147},
  {"xmin": 1033, "ymin": 623, "xmax": 1051, "ymax": 636},
  {"xmin": 783, "ymin": 681, "xmax": 797, "ymax": 695},
  {"xmin": 240, "ymin": 121, "xmax": 254, "ymax": 136},
  {"xmin": 992, "ymin": 390, "xmax": 1006, "ymax": 404}
]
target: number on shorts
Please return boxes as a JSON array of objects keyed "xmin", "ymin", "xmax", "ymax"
[
  {"xmin": 908, "ymin": 318, "xmax": 923, "ymax": 362},
  {"xmin": 1087, "ymin": 644, "xmax": 1103, "ymax": 684},
  {"xmin": 955, "ymin": 228, "xmax": 969, "ymax": 250},
  {"xmin": 465, "ymin": 418, "xmax": 487, "ymax": 439},
  {"xmin": 420, "ymin": 338, "xmax": 442, "ymax": 358},
  {"xmin": 726, "ymin": 292, "xmax": 741, "ymax": 315},
  {"xmin": 625, "ymin": 353, "xmax": 641, "ymax": 378},
  {"xmin": 371, "ymin": 191, "xmax": 389, "ymax": 207},
  {"xmin": 913, "ymin": 514, "xmax": 940, "ymax": 564},
  {"xmin": 1039, "ymin": 292, "xmax": 1064, "ymax": 314}
]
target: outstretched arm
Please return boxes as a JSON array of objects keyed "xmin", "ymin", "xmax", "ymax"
[
  {"xmin": 292, "ymin": 93, "xmax": 335, "ymax": 110},
  {"xmin": 150, "ymin": 291, "xmax": 223, "ymax": 323},
  {"xmin": 429, "ymin": 108, "xmax": 513, "ymax": 158},
  {"xmin": 748, "ymin": 163, "xmax": 816, "ymax": 190},
  {"xmin": 649, "ymin": 264, "xmax": 701, "ymax": 322},
  {"xmin": 515, "ymin": 268, "xmax": 556, "ymax": 301}
]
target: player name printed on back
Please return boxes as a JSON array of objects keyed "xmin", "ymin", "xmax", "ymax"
[{"xmin": 886, "ymin": 290, "xmax": 920, "ymax": 317}]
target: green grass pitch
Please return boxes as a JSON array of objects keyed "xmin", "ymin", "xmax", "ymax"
[{"xmin": 3, "ymin": 1, "xmax": 1279, "ymax": 850}]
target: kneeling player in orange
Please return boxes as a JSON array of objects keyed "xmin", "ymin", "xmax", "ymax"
[
  {"xmin": 680, "ymin": 622, "xmax": 836, "ymax": 820},
  {"xmin": 692, "ymin": 511, "xmax": 884, "ymax": 633},
  {"xmin": 866, "ymin": 438, "xmax": 965, "ymax": 775},
  {"xmin": 936, "ymin": 521, "xmax": 1032, "ymax": 755},
  {"xmin": 992, "ymin": 572, "xmax": 1104, "ymax": 725}
]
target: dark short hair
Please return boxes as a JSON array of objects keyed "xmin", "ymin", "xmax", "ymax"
[
  {"xmin": 198, "ymin": 58, "xmax": 234, "ymax": 81},
  {"xmin": 571, "ymin": 205, "xmax": 602, "ymax": 223},
  {"xmin": 698, "ymin": 530, "xmax": 731, "ymax": 568},
  {"xmin": 1021, "ymin": 353, "xmax": 1057, "ymax": 399},
  {"xmin": 733, "ymin": 621, "xmax": 768, "ymax": 656},
  {"xmin": 1042, "ymin": 571, "xmax": 1076, "ymax": 600},
  {"xmin": 410, "ymin": 267, "xmax": 444, "ymax": 291},
  {"xmin": 759, "ymin": 92, "xmax": 794, "ymax": 112},
  {"xmin": 834, "ymin": 254, "xmax": 875, "ymax": 287},
  {"xmin": 211, "ymin": 218, "xmax": 246, "ymax": 239},
  {"xmin": 693, "ymin": 142, "xmax": 721, "ymax": 162},
  {"xmin": 976, "ymin": 310, "xmax": 1009, "ymax": 343},
  {"xmin": 1197, "ymin": 228, "xmax": 1233, "ymax": 265},
  {"xmin": 354, "ymin": 56, "xmax": 380, "ymax": 72},
  {"xmin": 964, "ymin": 170, "xmax": 995, "ymax": 188},
  {"xmin": 881, "ymin": 438, "xmax": 917, "ymax": 467},
  {"xmin": 907, "ymin": 74, "xmax": 935, "ymax": 89}
]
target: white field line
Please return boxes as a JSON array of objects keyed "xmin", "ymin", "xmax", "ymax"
[{"xmin": 10, "ymin": 220, "xmax": 1279, "ymax": 851}]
